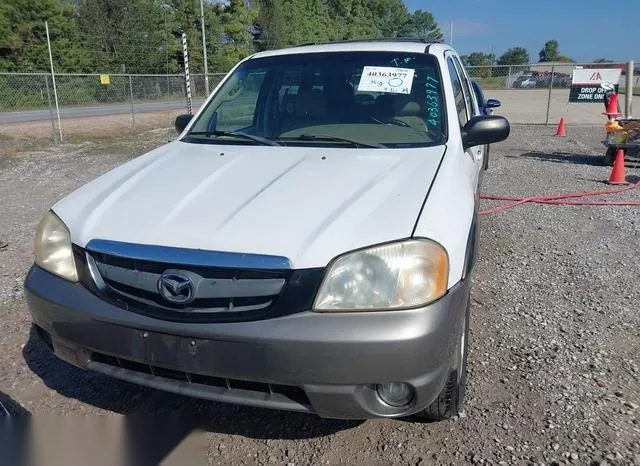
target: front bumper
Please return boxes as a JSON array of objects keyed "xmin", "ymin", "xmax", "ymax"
[{"xmin": 24, "ymin": 265, "xmax": 470, "ymax": 419}]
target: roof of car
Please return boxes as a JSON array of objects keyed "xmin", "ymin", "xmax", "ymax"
[{"xmin": 250, "ymin": 40, "xmax": 454, "ymax": 59}]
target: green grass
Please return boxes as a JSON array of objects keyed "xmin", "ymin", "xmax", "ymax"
[
  {"xmin": 0, "ymin": 93, "xmax": 198, "ymax": 112},
  {"xmin": 618, "ymin": 86, "xmax": 640, "ymax": 96},
  {"xmin": 471, "ymin": 76, "xmax": 508, "ymax": 90}
]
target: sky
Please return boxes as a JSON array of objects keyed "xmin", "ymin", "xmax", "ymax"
[{"xmin": 404, "ymin": 0, "xmax": 640, "ymax": 63}]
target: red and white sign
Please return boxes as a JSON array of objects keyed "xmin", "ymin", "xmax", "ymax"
[
  {"xmin": 569, "ymin": 68, "xmax": 623, "ymax": 103},
  {"xmin": 572, "ymin": 68, "xmax": 622, "ymax": 86}
]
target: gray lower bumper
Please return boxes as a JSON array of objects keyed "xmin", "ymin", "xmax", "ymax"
[{"xmin": 24, "ymin": 265, "xmax": 470, "ymax": 419}]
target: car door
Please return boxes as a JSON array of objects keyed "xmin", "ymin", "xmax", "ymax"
[
  {"xmin": 470, "ymin": 79, "xmax": 492, "ymax": 169},
  {"xmin": 445, "ymin": 54, "xmax": 484, "ymax": 190},
  {"xmin": 454, "ymin": 58, "xmax": 485, "ymax": 171}
]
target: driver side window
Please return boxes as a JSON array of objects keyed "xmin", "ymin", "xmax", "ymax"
[{"xmin": 209, "ymin": 71, "xmax": 266, "ymax": 132}]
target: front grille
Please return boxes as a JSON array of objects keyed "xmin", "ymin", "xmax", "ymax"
[
  {"xmin": 73, "ymin": 242, "xmax": 325, "ymax": 323},
  {"xmin": 76, "ymin": 244, "xmax": 291, "ymax": 323},
  {"xmin": 90, "ymin": 352, "xmax": 311, "ymax": 408}
]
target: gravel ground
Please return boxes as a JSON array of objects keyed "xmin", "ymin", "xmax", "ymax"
[
  {"xmin": 1, "ymin": 125, "xmax": 639, "ymax": 465},
  {"xmin": 0, "ymin": 109, "xmax": 181, "ymax": 157}
]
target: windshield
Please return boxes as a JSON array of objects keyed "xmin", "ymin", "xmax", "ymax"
[{"xmin": 184, "ymin": 51, "xmax": 446, "ymax": 148}]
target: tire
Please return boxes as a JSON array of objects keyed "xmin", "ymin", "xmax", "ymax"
[
  {"xmin": 414, "ymin": 296, "xmax": 470, "ymax": 421},
  {"xmin": 603, "ymin": 147, "xmax": 616, "ymax": 166},
  {"xmin": 0, "ymin": 392, "xmax": 30, "ymax": 418}
]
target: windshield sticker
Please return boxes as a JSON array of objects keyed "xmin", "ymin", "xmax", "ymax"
[
  {"xmin": 425, "ymin": 75, "xmax": 441, "ymax": 129},
  {"xmin": 389, "ymin": 57, "xmax": 415, "ymax": 67},
  {"xmin": 357, "ymin": 66, "xmax": 415, "ymax": 94}
]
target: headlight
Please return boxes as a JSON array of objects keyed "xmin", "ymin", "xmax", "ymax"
[
  {"xmin": 313, "ymin": 239, "xmax": 448, "ymax": 312},
  {"xmin": 34, "ymin": 210, "xmax": 78, "ymax": 282}
]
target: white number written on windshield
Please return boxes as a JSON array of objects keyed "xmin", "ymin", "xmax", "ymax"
[{"xmin": 425, "ymin": 76, "xmax": 441, "ymax": 128}]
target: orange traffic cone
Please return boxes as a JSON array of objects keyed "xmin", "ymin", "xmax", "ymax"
[
  {"xmin": 555, "ymin": 118, "xmax": 566, "ymax": 137},
  {"xmin": 608, "ymin": 149, "xmax": 628, "ymax": 184},
  {"xmin": 603, "ymin": 92, "xmax": 621, "ymax": 118}
]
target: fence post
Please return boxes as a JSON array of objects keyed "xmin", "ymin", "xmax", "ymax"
[
  {"xmin": 44, "ymin": 75, "xmax": 57, "ymax": 143},
  {"xmin": 181, "ymin": 32, "xmax": 193, "ymax": 115},
  {"xmin": 507, "ymin": 66, "xmax": 512, "ymax": 88},
  {"xmin": 45, "ymin": 21, "xmax": 63, "ymax": 142},
  {"xmin": 626, "ymin": 60, "xmax": 634, "ymax": 118},
  {"xmin": 545, "ymin": 65, "xmax": 555, "ymax": 125},
  {"xmin": 129, "ymin": 75, "xmax": 135, "ymax": 129}
]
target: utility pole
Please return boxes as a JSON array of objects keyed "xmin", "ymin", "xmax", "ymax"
[{"xmin": 200, "ymin": 0, "xmax": 210, "ymax": 96}]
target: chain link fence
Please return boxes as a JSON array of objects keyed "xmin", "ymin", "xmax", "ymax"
[
  {"xmin": 466, "ymin": 63, "xmax": 635, "ymax": 125},
  {"xmin": 0, "ymin": 72, "xmax": 226, "ymax": 142},
  {"xmin": 0, "ymin": 64, "xmax": 636, "ymax": 143}
]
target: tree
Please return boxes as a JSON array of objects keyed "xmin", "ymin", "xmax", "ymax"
[
  {"xmin": 0, "ymin": 0, "xmax": 442, "ymax": 73},
  {"xmin": 400, "ymin": 9, "xmax": 443, "ymax": 42},
  {"xmin": 327, "ymin": 0, "xmax": 409, "ymax": 40},
  {"xmin": 461, "ymin": 52, "xmax": 494, "ymax": 67},
  {"xmin": 254, "ymin": 0, "xmax": 286, "ymax": 50},
  {"xmin": 539, "ymin": 40, "xmax": 559, "ymax": 62},
  {"xmin": 77, "ymin": 0, "xmax": 181, "ymax": 74},
  {"xmin": 215, "ymin": 0, "xmax": 259, "ymax": 71},
  {"xmin": 0, "ymin": 0, "xmax": 92, "ymax": 72},
  {"xmin": 255, "ymin": 0, "xmax": 414, "ymax": 48},
  {"xmin": 497, "ymin": 47, "xmax": 530, "ymax": 65},
  {"xmin": 460, "ymin": 52, "xmax": 494, "ymax": 78},
  {"xmin": 594, "ymin": 58, "xmax": 613, "ymax": 64},
  {"xmin": 0, "ymin": 2, "xmax": 13, "ymax": 70},
  {"xmin": 170, "ymin": 0, "xmax": 213, "ymax": 74},
  {"xmin": 555, "ymin": 55, "xmax": 575, "ymax": 63},
  {"xmin": 256, "ymin": 0, "xmax": 333, "ymax": 48},
  {"xmin": 374, "ymin": 0, "xmax": 411, "ymax": 38}
]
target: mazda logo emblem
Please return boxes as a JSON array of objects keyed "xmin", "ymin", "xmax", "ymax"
[{"xmin": 157, "ymin": 273, "xmax": 194, "ymax": 304}]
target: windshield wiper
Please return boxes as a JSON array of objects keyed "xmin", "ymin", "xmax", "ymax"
[
  {"xmin": 185, "ymin": 130, "xmax": 281, "ymax": 146},
  {"xmin": 280, "ymin": 134, "xmax": 385, "ymax": 148}
]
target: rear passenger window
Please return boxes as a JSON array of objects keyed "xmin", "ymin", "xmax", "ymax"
[{"xmin": 447, "ymin": 58, "xmax": 468, "ymax": 126}]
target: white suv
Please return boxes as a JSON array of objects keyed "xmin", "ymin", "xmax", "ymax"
[{"xmin": 25, "ymin": 40, "xmax": 509, "ymax": 420}]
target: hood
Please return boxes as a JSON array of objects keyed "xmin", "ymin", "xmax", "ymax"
[{"xmin": 54, "ymin": 141, "xmax": 445, "ymax": 269}]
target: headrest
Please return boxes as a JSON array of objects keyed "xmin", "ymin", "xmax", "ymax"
[
  {"xmin": 295, "ymin": 90, "xmax": 327, "ymax": 117},
  {"xmin": 374, "ymin": 94, "xmax": 410, "ymax": 116},
  {"xmin": 355, "ymin": 94, "xmax": 375, "ymax": 104},
  {"xmin": 398, "ymin": 101, "xmax": 421, "ymax": 116},
  {"xmin": 282, "ymin": 94, "xmax": 297, "ymax": 114}
]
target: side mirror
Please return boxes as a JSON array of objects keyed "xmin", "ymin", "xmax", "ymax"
[
  {"xmin": 462, "ymin": 115, "xmax": 510, "ymax": 150},
  {"xmin": 486, "ymin": 98, "xmax": 501, "ymax": 109},
  {"xmin": 174, "ymin": 113, "xmax": 193, "ymax": 133}
]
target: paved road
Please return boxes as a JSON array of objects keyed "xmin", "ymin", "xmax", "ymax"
[{"xmin": 0, "ymin": 100, "xmax": 203, "ymax": 124}]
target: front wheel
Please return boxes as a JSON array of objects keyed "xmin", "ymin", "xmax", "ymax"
[{"xmin": 413, "ymin": 297, "xmax": 470, "ymax": 421}]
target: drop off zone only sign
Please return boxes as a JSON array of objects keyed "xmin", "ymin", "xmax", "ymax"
[{"xmin": 569, "ymin": 68, "xmax": 622, "ymax": 103}]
